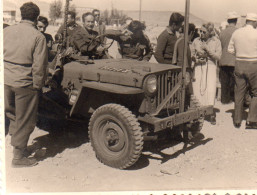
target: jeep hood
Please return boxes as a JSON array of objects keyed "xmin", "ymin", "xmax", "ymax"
[{"xmin": 63, "ymin": 59, "xmax": 181, "ymax": 88}]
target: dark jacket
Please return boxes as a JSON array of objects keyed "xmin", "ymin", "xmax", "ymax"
[
  {"xmin": 154, "ymin": 27, "xmax": 178, "ymax": 64},
  {"xmin": 219, "ymin": 25, "xmax": 237, "ymax": 66},
  {"xmin": 106, "ymin": 29, "xmax": 153, "ymax": 61},
  {"xmin": 71, "ymin": 27, "xmax": 101, "ymax": 58}
]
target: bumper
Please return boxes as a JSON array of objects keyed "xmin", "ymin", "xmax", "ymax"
[{"xmin": 138, "ymin": 105, "xmax": 213, "ymax": 132}]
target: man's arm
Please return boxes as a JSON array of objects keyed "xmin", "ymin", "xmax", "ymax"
[
  {"xmin": 154, "ymin": 32, "xmax": 167, "ymax": 63},
  {"xmin": 142, "ymin": 33, "xmax": 153, "ymax": 61},
  {"xmin": 73, "ymin": 31, "xmax": 100, "ymax": 55},
  {"xmin": 227, "ymin": 33, "xmax": 235, "ymax": 55},
  {"xmin": 32, "ymin": 35, "xmax": 48, "ymax": 89}
]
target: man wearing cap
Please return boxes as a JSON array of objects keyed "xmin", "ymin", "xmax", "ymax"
[
  {"xmin": 219, "ymin": 11, "xmax": 239, "ymax": 104},
  {"xmin": 228, "ymin": 13, "xmax": 257, "ymax": 129}
]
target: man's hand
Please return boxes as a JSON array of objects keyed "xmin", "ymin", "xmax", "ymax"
[
  {"xmin": 122, "ymin": 29, "xmax": 133, "ymax": 36},
  {"xmin": 96, "ymin": 45, "xmax": 105, "ymax": 53}
]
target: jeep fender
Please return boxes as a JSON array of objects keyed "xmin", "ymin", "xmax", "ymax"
[{"xmin": 70, "ymin": 81, "xmax": 144, "ymax": 117}]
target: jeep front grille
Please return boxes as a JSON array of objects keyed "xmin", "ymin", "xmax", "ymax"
[{"xmin": 155, "ymin": 71, "xmax": 181, "ymax": 109}]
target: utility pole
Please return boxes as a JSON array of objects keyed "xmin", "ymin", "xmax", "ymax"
[{"xmin": 139, "ymin": 0, "xmax": 142, "ymax": 21}]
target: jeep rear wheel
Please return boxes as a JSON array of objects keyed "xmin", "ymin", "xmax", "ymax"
[{"xmin": 89, "ymin": 104, "xmax": 143, "ymax": 169}]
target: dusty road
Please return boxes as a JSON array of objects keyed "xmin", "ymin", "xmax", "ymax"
[{"xmin": 4, "ymin": 101, "xmax": 257, "ymax": 193}]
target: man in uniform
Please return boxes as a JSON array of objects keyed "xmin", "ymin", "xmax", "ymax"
[
  {"xmin": 4, "ymin": 2, "xmax": 48, "ymax": 167},
  {"xmin": 72, "ymin": 12, "xmax": 106, "ymax": 59},
  {"xmin": 228, "ymin": 13, "xmax": 257, "ymax": 129},
  {"xmin": 106, "ymin": 20, "xmax": 153, "ymax": 61},
  {"xmin": 219, "ymin": 12, "xmax": 239, "ymax": 104}
]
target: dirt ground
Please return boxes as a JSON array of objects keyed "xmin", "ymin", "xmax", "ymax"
[
  {"xmin": 3, "ymin": 25, "xmax": 257, "ymax": 194},
  {"xmin": 4, "ymin": 100, "xmax": 257, "ymax": 193}
]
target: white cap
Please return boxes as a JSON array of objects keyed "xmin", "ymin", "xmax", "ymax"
[
  {"xmin": 246, "ymin": 13, "xmax": 257, "ymax": 21},
  {"xmin": 227, "ymin": 11, "xmax": 239, "ymax": 19}
]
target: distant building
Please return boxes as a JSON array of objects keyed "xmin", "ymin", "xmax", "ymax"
[{"xmin": 3, "ymin": 10, "xmax": 16, "ymax": 23}]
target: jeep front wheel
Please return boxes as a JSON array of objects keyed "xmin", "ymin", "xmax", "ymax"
[{"xmin": 88, "ymin": 104, "xmax": 143, "ymax": 169}]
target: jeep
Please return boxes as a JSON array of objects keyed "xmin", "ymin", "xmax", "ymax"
[{"xmin": 39, "ymin": 57, "xmax": 213, "ymax": 169}]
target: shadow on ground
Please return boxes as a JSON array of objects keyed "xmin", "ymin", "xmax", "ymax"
[
  {"xmin": 128, "ymin": 129, "xmax": 213, "ymax": 170},
  {"xmin": 226, "ymin": 108, "xmax": 248, "ymax": 121},
  {"xmin": 28, "ymin": 117, "xmax": 89, "ymax": 161}
]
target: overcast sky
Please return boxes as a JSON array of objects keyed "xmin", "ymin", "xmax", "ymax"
[
  {"xmin": 47, "ymin": 0, "xmax": 257, "ymax": 22},
  {"xmin": 4, "ymin": 0, "xmax": 257, "ymax": 22}
]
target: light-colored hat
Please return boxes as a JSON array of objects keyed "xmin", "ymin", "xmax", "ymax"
[
  {"xmin": 227, "ymin": 11, "xmax": 239, "ymax": 19},
  {"xmin": 220, "ymin": 21, "xmax": 228, "ymax": 30},
  {"xmin": 246, "ymin": 13, "xmax": 257, "ymax": 21}
]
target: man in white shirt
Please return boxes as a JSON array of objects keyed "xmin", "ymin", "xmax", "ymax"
[{"xmin": 228, "ymin": 13, "xmax": 257, "ymax": 129}]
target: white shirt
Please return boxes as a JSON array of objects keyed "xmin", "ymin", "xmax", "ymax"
[{"xmin": 228, "ymin": 24, "xmax": 257, "ymax": 61}]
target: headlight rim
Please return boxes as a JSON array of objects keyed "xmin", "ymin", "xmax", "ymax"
[{"xmin": 143, "ymin": 74, "xmax": 157, "ymax": 97}]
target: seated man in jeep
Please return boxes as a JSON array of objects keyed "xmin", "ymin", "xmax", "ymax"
[
  {"xmin": 71, "ymin": 12, "xmax": 106, "ymax": 59},
  {"xmin": 106, "ymin": 20, "xmax": 153, "ymax": 61},
  {"xmin": 71, "ymin": 13, "xmax": 153, "ymax": 61}
]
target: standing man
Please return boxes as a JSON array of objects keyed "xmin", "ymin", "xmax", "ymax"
[
  {"xmin": 4, "ymin": 2, "xmax": 48, "ymax": 167},
  {"xmin": 228, "ymin": 13, "xmax": 257, "ymax": 129},
  {"xmin": 92, "ymin": 9, "xmax": 106, "ymax": 45},
  {"xmin": 219, "ymin": 12, "xmax": 239, "ymax": 104},
  {"xmin": 154, "ymin": 12, "xmax": 184, "ymax": 64}
]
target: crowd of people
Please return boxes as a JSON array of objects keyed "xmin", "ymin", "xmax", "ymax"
[{"xmin": 3, "ymin": 1, "xmax": 257, "ymax": 167}]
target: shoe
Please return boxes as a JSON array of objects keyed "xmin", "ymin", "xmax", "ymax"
[
  {"xmin": 245, "ymin": 121, "xmax": 257, "ymax": 129},
  {"xmin": 210, "ymin": 115, "xmax": 216, "ymax": 125},
  {"xmin": 233, "ymin": 122, "xmax": 241, "ymax": 129},
  {"xmin": 23, "ymin": 148, "xmax": 32, "ymax": 158},
  {"xmin": 12, "ymin": 157, "xmax": 38, "ymax": 168}
]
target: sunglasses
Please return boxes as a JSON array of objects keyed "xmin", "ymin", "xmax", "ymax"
[
  {"xmin": 200, "ymin": 30, "xmax": 207, "ymax": 34},
  {"xmin": 94, "ymin": 14, "xmax": 100, "ymax": 16}
]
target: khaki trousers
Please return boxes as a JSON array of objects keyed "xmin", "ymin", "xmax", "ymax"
[{"xmin": 4, "ymin": 84, "xmax": 39, "ymax": 149}]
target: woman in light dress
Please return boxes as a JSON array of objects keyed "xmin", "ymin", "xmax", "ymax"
[{"xmin": 191, "ymin": 22, "xmax": 222, "ymax": 124}]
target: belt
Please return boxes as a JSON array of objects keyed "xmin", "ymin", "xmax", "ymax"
[{"xmin": 4, "ymin": 60, "xmax": 32, "ymax": 67}]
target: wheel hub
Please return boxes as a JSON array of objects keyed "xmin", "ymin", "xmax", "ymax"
[{"xmin": 102, "ymin": 121, "xmax": 125, "ymax": 152}]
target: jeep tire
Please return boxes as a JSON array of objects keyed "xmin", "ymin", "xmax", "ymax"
[{"xmin": 89, "ymin": 104, "xmax": 143, "ymax": 169}]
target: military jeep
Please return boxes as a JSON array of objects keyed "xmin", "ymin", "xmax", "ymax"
[{"xmin": 39, "ymin": 58, "xmax": 213, "ymax": 169}]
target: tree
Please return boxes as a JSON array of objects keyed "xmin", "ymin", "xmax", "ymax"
[{"xmin": 49, "ymin": 0, "xmax": 63, "ymax": 23}]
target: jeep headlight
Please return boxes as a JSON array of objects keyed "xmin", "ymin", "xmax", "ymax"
[{"xmin": 143, "ymin": 75, "xmax": 157, "ymax": 96}]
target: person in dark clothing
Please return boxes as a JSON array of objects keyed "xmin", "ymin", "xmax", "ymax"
[
  {"xmin": 106, "ymin": 20, "xmax": 153, "ymax": 61},
  {"xmin": 55, "ymin": 11, "xmax": 83, "ymax": 46},
  {"xmin": 72, "ymin": 12, "xmax": 106, "ymax": 59},
  {"xmin": 154, "ymin": 12, "xmax": 184, "ymax": 64},
  {"xmin": 219, "ymin": 12, "xmax": 239, "ymax": 104},
  {"xmin": 4, "ymin": 2, "xmax": 48, "ymax": 167},
  {"xmin": 37, "ymin": 16, "xmax": 55, "ymax": 62},
  {"xmin": 172, "ymin": 23, "xmax": 196, "ymax": 67}
]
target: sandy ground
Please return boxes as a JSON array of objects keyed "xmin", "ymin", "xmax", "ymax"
[
  {"xmin": 4, "ymin": 100, "xmax": 257, "ymax": 193},
  {"xmin": 3, "ymin": 25, "xmax": 257, "ymax": 194}
]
